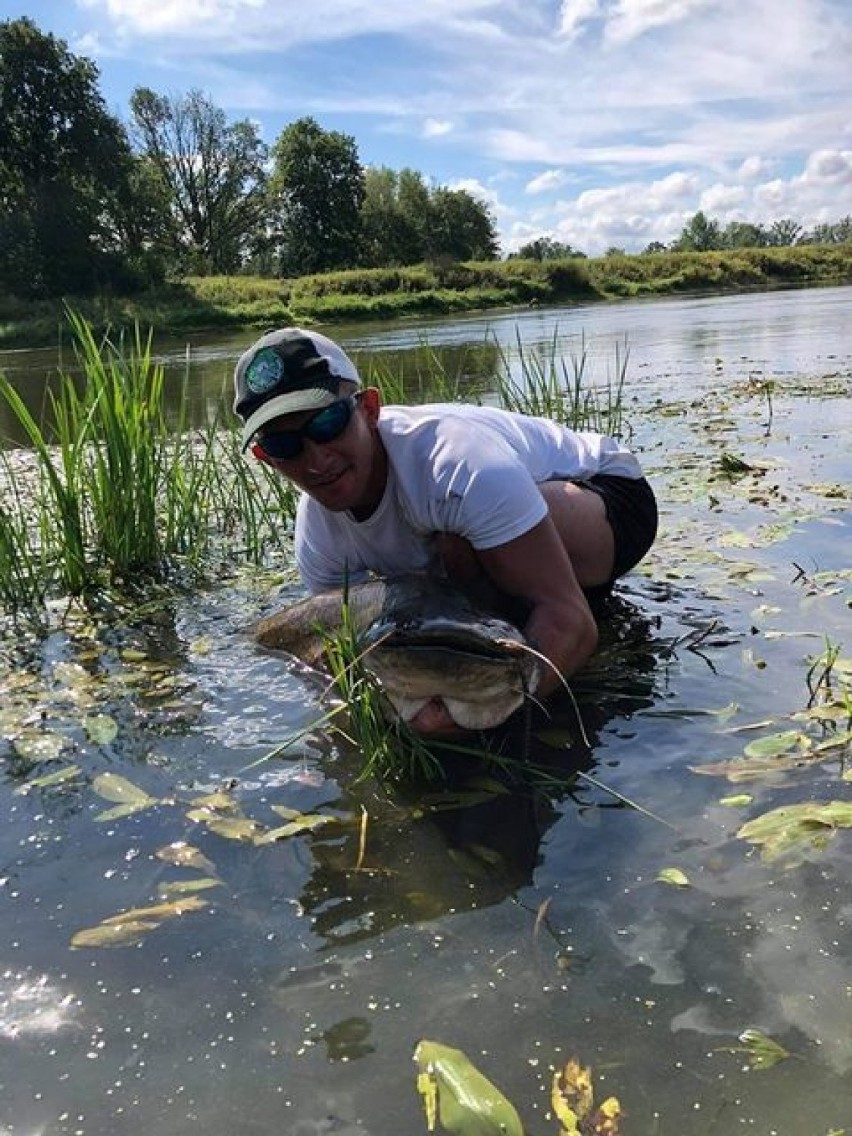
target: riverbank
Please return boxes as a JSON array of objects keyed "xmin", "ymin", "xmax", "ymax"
[{"xmin": 1, "ymin": 244, "xmax": 850, "ymax": 348}]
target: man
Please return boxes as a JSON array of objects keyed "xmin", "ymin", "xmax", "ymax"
[{"xmin": 234, "ymin": 327, "xmax": 657, "ymax": 735}]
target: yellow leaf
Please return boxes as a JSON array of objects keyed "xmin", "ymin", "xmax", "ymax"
[
  {"xmin": 158, "ymin": 878, "xmax": 222, "ymax": 898},
  {"xmin": 92, "ymin": 772, "xmax": 155, "ymax": 805},
  {"xmin": 656, "ymin": 867, "xmax": 690, "ymax": 888},
  {"xmin": 155, "ymin": 842, "xmax": 217, "ymax": 874},
  {"xmin": 102, "ymin": 896, "xmax": 208, "ymax": 923},
  {"xmin": 71, "ymin": 919, "xmax": 160, "ymax": 949},
  {"xmin": 416, "ymin": 1069, "xmax": 439, "ymax": 1132},
  {"xmin": 552, "ymin": 1058, "xmax": 594, "ymax": 1124},
  {"xmin": 15, "ymin": 764, "xmax": 82, "ymax": 794}
]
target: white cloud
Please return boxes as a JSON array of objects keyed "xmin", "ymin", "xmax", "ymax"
[
  {"xmin": 422, "ymin": 118, "xmax": 453, "ymax": 138},
  {"xmin": 737, "ymin": 156, "xmax": 774, "ymax": 181},
  {"xmin": 603, "ymin": 0, "xmax": 715, "ymax": 46},
  {"xmin": 557, "ymin": 0, "xmax": 600, "ymax": 40},
  {"xmin": 525, "ymin": 169, "xmax": 570, "ymax": 195},
  {"xmin": 800, "ymin": 148, "xmax": 852, "ymax": 185},
  {"xmin": 699, "ymin": 182, "xmax": 747, "ymax": 214}
]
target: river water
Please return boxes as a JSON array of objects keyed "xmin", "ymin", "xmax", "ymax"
[{"xmin": 1, "ymin": 285, "xmax": 851, "ymax": 1135}]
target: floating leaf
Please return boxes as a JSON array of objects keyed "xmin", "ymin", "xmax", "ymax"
[
  {"xmin": 12, "ymin": 729, "xmax": 68, "ymax": 762},
  {"xmin": 552, "ymin": 1059, "xmax": 593, "ymax": 1131},
  {"xmin": 737, "ymin": 800, "xmax": 852, "ymax": 861},
  {"xmin": 83, "ymin": 714, "xmax": 119, "ymax": 745},
  {"xmin": 743, "ymin": 731, "xmax": 808, "ymax": 759},
  {"xmin": 733, "ymin": 1028, "xmax": 790, "ymax": 1070},
  {"xmin": 15, "ymin": 764, "xmax": 82, "ymax": 794},
  {"xmin": 71, "ymin": 896, "xmax": 208, "ymax": 950},
  {"xmin": 656, "ymin": 867, "xmax": 690, "ymax": 888},
  {"xmin": 93, "ymin": 772, "xmax": 155, "ymax": 805},
  {"xmin": 158, "ymin": 878, "xmax": 222, "ymax": 898},
  {"xmin": 71, "ymin": 919, "xmax": 160, "ymax": 949},
  {"xmin": 155, "ymin": 842, "xmax": 216, "ymax": 874},
  {"xmin": 102, "ymin": 896, "xmax": 208, "ymax": 924},
  {"xmin": 719, "ymin": 794, "xmax": 753, "ymax": 807},
  {"xmin": 92, "ymin": 772, "xmax": 158, "ymax": 821},
  {"xmin": 551, "ymin": 1058, "xmax": 622, "ymax": 1136},
  {"xmin": 95, "ymin": 802, "xmax": 158, "ymax": 822},
  {"xmin": 189, "ymin": 813, "xmax": 260, "ymax": 842},
  {"xmin": 691, "ymin": 753, "xmax": 813, "ymax": 782},
  {"xmin": 254, "ymin": 814, "xmax": 336, "ymax": 844},
  {"xmin": 414, "ymin": 1040, "xmax": 523, "ymax": 1136}
]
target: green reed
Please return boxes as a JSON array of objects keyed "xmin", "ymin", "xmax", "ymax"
[
  {"xmin": 0, "ymin": 312, "xmax": 298, "ymax": 614},
  {"xmin": 321, "ymin": 593, "xmax": 446, "ymax": 783},
  {"xmin": 494, "ymin": 331, "xmax": 629, "ymax": 436}
]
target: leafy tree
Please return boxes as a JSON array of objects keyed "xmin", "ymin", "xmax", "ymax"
[
  {"xmin": 0, "ymin": 17, "xmax": 138, "ymax": 296},
  {"xmin": 673, "ymin": 211, "xmax": 723, "ymax": 252},
  {"xmin": 130, "ymin": 87, "xmax": 269, "ymax": 274},
  {"xmin": 359, "ymin": 166, "xmax": 426, "ymax": 267},
  {"xmin": 642, "ymin": 241, "xmax": 669, "ymax": 254},
  {"xmin": 510, "ymin": 236, "xmax": 586, "ymax": 260},
  {"xmin": 425, "ymin": 187, "xmax": 499, "ymax": 261},
  {"xmin": 803, "ymin": 216, "xmax": 852, "ymax": 245},
  {"xmin": 269, "ymin": 117, "xmax": 365, "ymax": 275},
  {"xmin": 721, "ymin": 220, "xmax": 769, "ymax": 248},
  {"xmin": 767, "ymin": 218, "xmax": 803, "ymax": 247}
]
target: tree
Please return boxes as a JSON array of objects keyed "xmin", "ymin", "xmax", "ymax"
[
  {"xmin": 130, "ymin": 87, "xmax": 269, "ymax": 274},
  {"xmin": 673, "ymin": 211, "xmax": 722, "ymax": 252},
  {"xmin": 0, "ymin": 17, "xmax": 138, "ymax": 295},
  {"xmin": 510, "ymin": 236, "xmax": 585, "ymax": 260},
  {"xmin": 721, "ymin": 220, "xmax": 769, "ymax": 249},
  {"xmin": 767, "ymin": 218, "xmax": 803, "ymax": 247},
  {"xmin": 359, "ymin": 166, "xmax": 426, "ymax": 267},
  {"xmin": 269, "ymin": 117, "xmax": 365, "ymax": 275},
  {"xmin": 426, "ymin": 187, "xmax": 499, "ymax": 261},
  {"xmin": 803, "ymin": 216, "xmax": 852, "ymax": 245}
]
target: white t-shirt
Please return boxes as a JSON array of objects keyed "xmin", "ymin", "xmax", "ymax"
[{"xmin": 295, "ymin": 402, "xmax": 644, "ymax": 593}]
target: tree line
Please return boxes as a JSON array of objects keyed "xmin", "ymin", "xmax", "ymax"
[
  {"xmin": 511, "ymin": 211, "xmax": 852, "ymax": 262},
  {"xmin": 2, "ymin": 17, "xmax": 849, "ymax": 301},
  {"xmin": 0, "ymin": 17, "xmax": 499, "ymax": 298}
]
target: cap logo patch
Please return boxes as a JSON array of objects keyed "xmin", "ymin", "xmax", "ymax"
[{"xmin": 245, "ymin": 347, "xmax": 284, "ymax": 393}]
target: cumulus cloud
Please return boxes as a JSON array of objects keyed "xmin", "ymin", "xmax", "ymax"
[{"xmin": 66, "ymin": 0, "xmax": 852, "ymax": 254}]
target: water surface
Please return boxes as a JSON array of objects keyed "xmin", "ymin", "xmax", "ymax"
[{"xmin": 1, "ymin": 285, "xmax": 851, "ymax": 1135}]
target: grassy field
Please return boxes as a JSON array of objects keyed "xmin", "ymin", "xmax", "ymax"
[{"xmin": 1, "ymin": 244, "xmax": 850, "ymax": 348}]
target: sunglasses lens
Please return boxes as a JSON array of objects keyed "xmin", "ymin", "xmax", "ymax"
[
  {"xmin": 305, "ymin": 398, "xmax": 353, "ymax": 444},
  {"xmin": 257, "ymin": 432, "xmax": 302, "ymax": 460},
  {"xmin": 256, "ymin": 397, "xmax": 356, "ymax": 461}
]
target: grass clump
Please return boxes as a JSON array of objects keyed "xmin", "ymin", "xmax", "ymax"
[{"xmin": 0, "ymin": 310, "xmax": 297, "ymax": 616}]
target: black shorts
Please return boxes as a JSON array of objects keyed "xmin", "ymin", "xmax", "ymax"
[{"xmin": 574, "ymin": 474, "xmax": 658, "ymax": 602}]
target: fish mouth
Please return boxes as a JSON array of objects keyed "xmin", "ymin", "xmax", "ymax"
[{"xmin": 361, "ymin": 623, "xmax": 539, "ymax": 731}]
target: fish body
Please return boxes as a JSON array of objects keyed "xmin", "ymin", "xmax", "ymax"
[{"xmin": 253, "ymin": 574, "xmax": 539, "ymax": 730}]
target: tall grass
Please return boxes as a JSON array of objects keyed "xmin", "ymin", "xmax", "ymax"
[
  {"xmin": 0, "ymin": 312, "xmax": 297, "ymax": 616},
  {"xmin": 493, "ymin": 330, "xmax": 629, "ymax": 436}
]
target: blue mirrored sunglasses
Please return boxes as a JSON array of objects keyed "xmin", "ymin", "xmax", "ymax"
[{"xmin": 252, "ymin": 395, "xmax": 359, "ymax": 461}]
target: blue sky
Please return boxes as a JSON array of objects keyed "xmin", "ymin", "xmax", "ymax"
[{"xmin": 8, "ymin": 0, "xmax": 852, "ymax": 255}]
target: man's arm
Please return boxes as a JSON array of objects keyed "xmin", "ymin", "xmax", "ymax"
[
  {"xmin": 476, "ymin": 515, "xmax": 599, "ymax": 699},
  {"xmin": 408, "ymin": 517, "xmax": 598, "ymax": 735}
]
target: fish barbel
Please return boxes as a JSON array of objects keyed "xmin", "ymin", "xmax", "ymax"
[{"xmin": 253, "ymin": 574, "xmax": 539, "ymax": 730}]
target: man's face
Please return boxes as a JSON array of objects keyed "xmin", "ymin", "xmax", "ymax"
[{"xmin": 253, "ymin": 387, "xmax": 384, "ymax": 514}]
